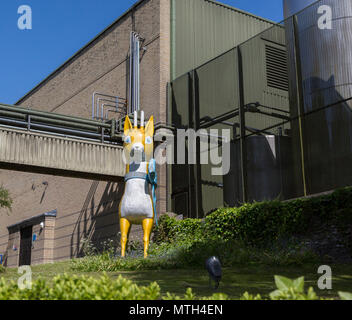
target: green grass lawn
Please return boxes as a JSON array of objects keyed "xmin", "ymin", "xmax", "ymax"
[{"xmin": 1, "ymin": 261, "xmax": 351, "ymax": 299}]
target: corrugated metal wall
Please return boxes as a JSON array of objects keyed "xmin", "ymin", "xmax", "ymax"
[
  {"xmin": 170, "ymin": 22, "xmax": 291, "ymax": 217},
  {"xmin": 171, "ymin": 0, "xmax": 275, "ymax": 80}
]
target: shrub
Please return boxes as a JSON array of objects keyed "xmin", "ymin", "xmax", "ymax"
[
  {"xmin": 72, "ymin": 187, "xmax": 350, "ymax": 272},
  {"xmin": 153, "ymin": 215, "xmax": 203, "ymax": 244},
  {"xmin": 0, "ymin": 185, "xmax": 12, "ymax": 211},
  {"xmin": 0, "ymin": 273, "xmax": 349, "ymax": 300},
  {"xmin": 0, "ymin": 274, "xmax": 160, "ymax": 300},
  {"xmin": 156, "ymin": 187, "xmax": 352, "ymax": 246},
  {"xmin": 0, "ymin": 273, "xmax": 228, "ymax": 300}
]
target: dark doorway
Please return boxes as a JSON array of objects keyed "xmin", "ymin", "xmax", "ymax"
[{"xmin": 19, "ymin": 226, "xmax": 32, "ymax": 266}]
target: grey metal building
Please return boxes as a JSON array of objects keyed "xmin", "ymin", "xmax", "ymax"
[{"xmin": 170, "ymin": 0, "xmax": 352, "ymax": 217}]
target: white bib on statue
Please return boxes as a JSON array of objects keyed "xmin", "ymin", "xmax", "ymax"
[{"xmin": 120, "ymin": 162, "xmax": 154, "ymax": 224}]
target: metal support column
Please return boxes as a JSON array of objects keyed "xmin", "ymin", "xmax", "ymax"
[
  {"xmin": 192, "ymin": 70, "xmax": 202, "ymax": 219},
  {"xmin": 237, "ymin": 46, "xmax": 248, "ymax": 203},
  {"xmin": 293, "ymin": 15, "xmax": 308, "ymax": 196}
]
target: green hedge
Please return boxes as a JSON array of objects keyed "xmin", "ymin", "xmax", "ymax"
[
  {"xmin": 0, "ymin": 273, "xmax": 350, "ymax": 300},
  {"xmin": 155, "ymin": 187, "xmax": 352, "ymax": 246},
  {"xmin": 0, "ymin": 273, "xmax": 225, "ymax": 300}
]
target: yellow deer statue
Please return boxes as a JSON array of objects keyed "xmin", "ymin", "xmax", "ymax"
[{"xmin": 119, "ymin": 111, "xmax": 156, "ymax": 258}]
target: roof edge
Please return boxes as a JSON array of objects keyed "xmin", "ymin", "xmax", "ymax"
[
  {"xmin": 204, "ymin": 0, "xmax": 277, "ymax": 24},
  {"xmin": 16, "ymin": 0, "xmax": 276, "ymax": 105},
  {"xmin": 7, "ymin": 210, "xmax": 57, "ymax": 231},
  {"xmin": 15, "ymin": 0, "xmax": 147, "ymax": 106}
]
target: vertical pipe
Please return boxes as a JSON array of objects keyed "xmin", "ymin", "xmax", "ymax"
[
  {"xmin": 141, "ymin": 111, "xmax": 144, "ymax": 128},
  {"xmin": 129, "ymin": 32, "xmax": 141, "ymax": 113},
  {"xmin": 293, "ymin": 14, "xmax": 308, "ymax": 196},
  {"xmin": 237, "ymin": 46, "xmax": 248, "ymax": 203},
  {"xmin": 134, "ymin": 111, "xmax": 138, "ymax": 128},
  {"xmin": 166, "ymin": 82, "xmax": 173, "ymax": 212},
  {"xmin": 92, "ymin": 93, "xmax": 96, "ymax": 119},
  {"xmin": 135, "ymin": 35, "xmax": 137, "ymax": 113},
  {"xmin": 129, "ymin": 32, "xmax": 133, "ymax": 114},
  {"xmin": 133, "ymin": 34, "xmax": 136, "ymax": 113},
  {"xmin": 192, "ymin": 70, "xmax": 202, "ymax": 218},
  {"xmin": 187, "ymin": 72, "xmax": 194, "ymax": 218},
  {"xmin": 136, "ymin": 39, "xmax": 140, "ymax": 111}
]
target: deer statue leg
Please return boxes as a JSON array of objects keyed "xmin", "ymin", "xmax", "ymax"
[
  {"xmin": 142, "ymin": 218, "xmax": 153, "ymax": 258},
  {"xmin": 120, "ymin": 218, "xmax": 131, "ymax": 258}
]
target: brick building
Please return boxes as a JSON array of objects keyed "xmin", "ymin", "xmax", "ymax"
[{"xmin": 0, "ymin": 0, "xmax": 274, "ymax": 267}]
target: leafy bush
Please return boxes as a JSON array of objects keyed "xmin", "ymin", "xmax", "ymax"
[
  {"xmin": 72, "ymin": 187, "xmax": 351, "ymax": 272},
  {"xmin": 0, "ymin": 273, "xmax": 227, "ymax": 300},
  {"xmin": 269, "ymin": 276, "xmax": 319, "ymax": 300},
  {"xmin": 0, "ymin": 274, "xmax": 160, "ymax": 300},
  {"xmin": 153, "ymin": 215, "xmax": 203, "ymax": 243},
  {"xmin": 0, "ymin": 185, "xmax": 12, "ymax": 211},
  {"xmin": 241, "ymin": 275, "xmax": 352, "ymax": 300},
  {"xmin": 155, "ymin": 187, "xmax": 352, "ymax": 246},
  {"xmin": 0, "ymin": 273, "xmax": 349, "ymax": 300}
]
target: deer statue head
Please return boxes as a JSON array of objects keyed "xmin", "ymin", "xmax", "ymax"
[{"xmin": 123, "ymin": 111, "xmax": 154, "ymax": 165}]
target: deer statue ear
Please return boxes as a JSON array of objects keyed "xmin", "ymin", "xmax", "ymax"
[
  {"xmin": 124, "ymin": 116, "xmax": 132, "ymax": 135},
  {"xmin": 145, "ymin": 116, "xmax": 154, "ymax": 137}
]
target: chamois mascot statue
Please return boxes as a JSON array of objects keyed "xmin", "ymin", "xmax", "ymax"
[{"xmin": 119, "ymin": 110, "xmax": 157, "ymax": 258}]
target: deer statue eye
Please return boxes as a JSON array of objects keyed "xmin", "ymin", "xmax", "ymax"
[
  {"xmin": 145, "ymin": 136, "xmax": 153, "ymax": 145},
  {"xmin": 124, "ymin": 136, "xmax": 131, "ymax": 144}
]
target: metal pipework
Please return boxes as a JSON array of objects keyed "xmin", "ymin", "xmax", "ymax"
[
  {"xmin": 92, "ymin": 92, "xmax": 126, "ymax": 120},
  {"xmin": 96, "ymin": 98, "xmax": 118, "ymax": 119},
  {"xmin": 0, "ymin": 103, "xmax": 110, "ymax": 128},
  {"xmin": 129, "ymin": 32, "xmax": 142, "ymax": 114},
  {"xmin": 92, "ymin": 92, "xmax": 117, "ymax": 120},
  {"xmin": 102, "ymin": 104, "xmax": 127, "ymax": 120},
  {"xmin": 0, "ymin": 117, "xmax": 110, "ymax": 141},
  {"xmin": 99, "ymin": 99, "xmax": 127, "ymax": 119}
]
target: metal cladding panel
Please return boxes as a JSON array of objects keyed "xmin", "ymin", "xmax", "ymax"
[
  {"xmin": 196, "ymin": 49, "xmax": 239, "ymax": 120},
  {"xmin": 283, "ymin": 0, "xmax": 318, "ymax": 18},
  {"xmin": 170, "ymin": 74, "xmax": 191, "ymax": 194},
  {"xmin": 224, "ymin": 136, "xmax": 295, "ymax": 205},
  {"xmin": 241, "ymin": 24, "xmax": 290, "ymax": 134},
  {"xmin": 171, "ymin": 0, "xmax": 274, "ymax": 80},
  {"xmin": 285, "ymin": 0, "xmax": 352, "ymax": 194},
  {"xmin": 296, "ymin": 0, "xmax": 352, "ymax": 109},
  {"xmin": 171, "ymin": 73, "xmax": 190, "ymax": 129}
]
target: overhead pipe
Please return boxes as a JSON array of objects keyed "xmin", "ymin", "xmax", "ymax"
[
  {"xmin": 0, "ymin": 121, "xmax": 118, "ymax": 144},
  {"xmin": 0, "ymin": 103, "xmax": 109, "ymax": 128},
  {"xmin": 30, "ymin": 115, "xmax": 100, "ymax": 132},
  {"xmin": 0, "ymin": 117, "xmax": 110, "ymax": 140}
]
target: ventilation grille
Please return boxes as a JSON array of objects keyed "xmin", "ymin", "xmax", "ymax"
[{"xmin": 265, "ymin": 45, "xmax": 289, "ymax": 91}]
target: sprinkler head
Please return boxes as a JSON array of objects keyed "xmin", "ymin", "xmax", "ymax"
[{"xmin": 205, "ymin": 256, "xmax": 222, "ymax": 289}]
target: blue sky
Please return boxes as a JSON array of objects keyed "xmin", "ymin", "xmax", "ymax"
[{"xmin": 0, "ymin": 0, "xmax": 283, "ymax": 104}]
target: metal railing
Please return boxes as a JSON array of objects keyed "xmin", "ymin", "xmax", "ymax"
[{"xmin": 0, "ymin": 102, "xmax": 123, "ymax": 144}]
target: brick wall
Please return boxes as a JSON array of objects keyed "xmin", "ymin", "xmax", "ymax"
[{"xmin": 0, "ymin": 0, "xmax": 171, "ymax": 267}]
